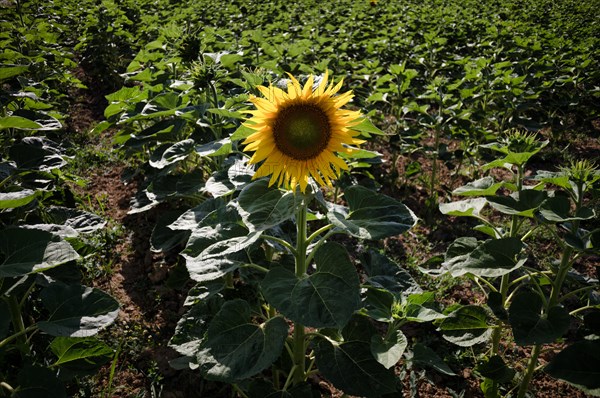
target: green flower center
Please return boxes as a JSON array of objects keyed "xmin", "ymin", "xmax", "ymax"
[{"xmin": 273, "ymin": 104, "xmax": 331, "ymax": 160}]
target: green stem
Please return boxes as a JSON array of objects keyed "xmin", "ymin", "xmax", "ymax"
[
  {"xmin": 262, "ymin": 235, "xmax": 297, "ymax": 256},
  {"xmin": 516, "ymin": 345, "xmax": 542, "ymax": 398},
  {"xmin": 306, "ymin": 224, "xmax": 334, "ymax": 245},
  {"xmin": 6, "ymin": 296, "xmax": 29, "ymax": 355},
  {"xmin": 0, "ymin": 325, "xmax": 36, "ymax": 350},
  {"xmin": 570, "ymin": 305, "xmax": 600, "ymax": 316},
  {"xmin": 292, "ymin": 201, "xmax": 308, "ymax": 385}
]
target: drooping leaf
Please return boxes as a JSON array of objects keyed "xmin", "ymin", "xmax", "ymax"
[
  {"xmin": 362, "ymin": 250, "xmax": 422, "ymax": 298},
  {"xmin": 151, "ymin": 211, "xmax": 191, "ymax": 252},
  {"xmin": 328, "ymin": 186, "xmax": 416, "ymax": 240},
  {"xmin": 314, "ymin": 338, "xmax": 397, "ymax": 397},
  {"xmin": 371, "ymin": 329, "xmax": 408, "ymax": 369},
  {"xmin": 198, "ymin": 300, "xmax": 288, "ymax": 382},
  {"xmin": 439, "ymin": 305, "xmax": 493, "ymax": 347},
  {"xmin": 443, "ymin": 238, "xmax": 526, "ymax": 278},
  {"xmin": 452, "ymin": 177, "xmax": 503, "ymax": 196},
  {"xmin": 50, "ymin": 337, "xmax": 113, "ymax": 371},
  {"xmin": 404, "ymin": 292, "xmax": 446, "ymax": 322},
  {"xmin": 9, "ymin": 137, "xmax": 66, "ymax": 171},
  {"xmin": 14, "ymin": 364, "xmax": 66, "ymax": 398},
  {"xmin": 509, "ymin": 291, "xmax": 571, "ymax": 346},
  {"xmin": 487, "ymin": 190, "xmax": 547, "ymax": 218},
  {"xmin": 233, "ymin": 179, "xmax": 299, "ymax": 232},
  {"xmin": 439, "ymin": 198, "xmax": 487, "ymax": 217},
  {"xmin": 0, "ymin": 189, "xmax": 37, "ymax": 209},
  {"xmin": 261, "ymin": 242, "xmax": 360, "ymax": 329},
  {"xmin": 411, "ymin": 343, "xmax": 456, "ymax": 376},
  {"xmin": 0, "ymin": 228, "xmax": 80, "ymax": 278},
  {"xmin": 38, "ymin": 283, "xmax": 119, "ymax": 337},
  {"xmin": 545, "ymin": 340, "xmax": 600, "ymax": 395},
  {"xmin": 149, "ymin": 139, "xmax": 195, "ymax": 169},
  {"xmin": 539, "ymin": 196, "xmax": 595, "ymax": 222},
  {"xmin": 476, "ymin": 355, "xmax": 515, "ymax": 383},
  {"xmin": 45, "ymin": 207, "xmax": 106, "ymax": 234}
]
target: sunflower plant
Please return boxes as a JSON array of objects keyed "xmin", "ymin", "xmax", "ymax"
[{"xmin": 167, "ymin": 73, "xmax": 429, "ymax": 397}]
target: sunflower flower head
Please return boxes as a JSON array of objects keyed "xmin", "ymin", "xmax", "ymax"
[{"xmin": 242, "ymin": 72, "xmax": 365, "ymax": 193}]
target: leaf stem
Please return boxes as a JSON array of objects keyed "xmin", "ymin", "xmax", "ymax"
[{"xmin": 262, "ymin": 235, "xmax": 297, "ymax": 256}]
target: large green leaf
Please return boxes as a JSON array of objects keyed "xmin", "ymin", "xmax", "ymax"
[
  {"xmin": 50, "ymin": 337, "xmax": 113, "ymax": 371},
  {"xmin": 0, "ymin": 65, "xmax": 29, "ymax": 81},
  {"xmin": 509, "ymin": 291, "xmax": 571, "ymax": 346},
  {"xmin": 539, "ymin": 196, "xmax": 595, "ymax": 222},
  {"xmin": 150, "ymin": 211, "xmax": 191, "ymax": 252},
  {"xmin": 439, "ymin": 198, "xmax": 487, "ymax": 217},
  {"xmin": 169, "ymin": 293, "xmax": 224, "ymax": 369},
  {"xmin": 439, "ymin": 305, "xmax": 493, "ymax": 347},
  {"xmin": 261, "ymin": 242, "xmax": 360, "ymax": 329},
  {"xmin": 182, "ymin": 223, "xmax": 261, "ymax": 282},
  {"xmin": 487, "ymin": 190, "xmax": 547, "ymax": 218},
  {"xmin": 475, "ymin": 355, "xmax": 515, "ymax": 383},
  {"xmin": 0, "ymin": 115, "xmax": 43, "ymax": 130},
  {"xmin": 314, "ymin": 338, "xmax": 397, "ymax": 397},
  {"xmin": 0, "ymin": 189, "xmax": 37, "ymax": 209},
  {"xmin": 442, "ymin": 237, "xmax": 526, "ymax": 278},
  {"xmin": 403, "ymin": 292, "xmax": 446, "ymax": 322},
  {"xmin": 45, "ymin": 207, "xmax": 106, "ymax": 235},
  {"xmin": 233, "ymin": 179, "xmax": 299, "ymax": 232},
  {"xmin": 452, "ymin": 177, "xmax": 504, "ymax": 196},
  {"xmin": 149, "ymin": 139, "xmax": 195, "ymax": 169},
  {"xmin": 327, "ymin": 186, "xmax": 416, "ymax": 240},
  {"xmin": 8, "ymin": 137, "xmax": 66, "ymax": 171},
  {"xmin": 198, "ymin": 299, "xmax": 288, "ymax": 382},
  {"xmin": 362, "ymin": 250, "xmax": 422, "ymax": 298},
  {"xmin": 38, "ymin": 283, "xmax": 119, "ymax": 337},
  {"xmin": 14, "ymin": 364, "xmax": 66, "ymax": 398},
  {"xmin": 411, "ymin": 343, "xmax": 456, "ymax": 376},
  {"xmin": 545, "ymin": 340, "xmax": 600, "ymax": 396},
  {"xmin": 371, "ymin": 329, "xmax": 408, "ymax": 369},
  {"xmin": 0, "ymin": 228, "xmax": 80, "ymax": 277}
]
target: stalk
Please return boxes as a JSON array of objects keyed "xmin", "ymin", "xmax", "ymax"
[
  {"xmin": 488, "ymin": 165, "xmax": 524, "ymax": 396},
  {"xmin": 517, "ymin": 181, "xmax": 583, "ymax": 398},
  {"xmin": 291, "ymin": 201, "xmax": 308, "ymax": 385},
  {"xmin": 6, "ymin": 296, "xmax": 29, "ymax": 356}
]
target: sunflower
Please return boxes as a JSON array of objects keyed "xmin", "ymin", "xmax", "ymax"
[{"xmin": 242, "ymin": 72, "xmax": 364, "ymax": 193}]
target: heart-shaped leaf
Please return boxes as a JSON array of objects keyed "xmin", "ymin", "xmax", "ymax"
[
  {"xmin": 545, "ymin": 340, "xmax": 600, "ymax": 395},
  {"xmin": 50, "ymin": 337, "xmax": 113, "ymax": 371},
  {"xmin": 443, "ymin": 237, "xmax": 526, "ymax": 278},
  {"xmin": 0, "ymin": 228, "xmax": 80, "ymax": 278},
  {"xmin": 233, "ymin": 179, "xmax": 299, "ymax": 232},
  {"xmin": 476, "ymin": 355, "xmax": 515, "ymax": 383},
  {"xmin": 452, "ymin": 177, "xmax": 504, "ymax": 196},
  {"xmin": 439, "ymin": 305, "xmax": 493, "ymax": 347},
  {"xmin": 199, "ymin": 299, "xmax": 288, "ymax": 382},
  {"xmin": 509, "ymin": 291, "xmax": 571, "ymax": 346},
  {"xmin": 314, "ymin": 338, "xmax": 397, "ymax": 397},
  {"xmin": 38, "ymin": 283, "xmax": 119, "ymax": 337},
  {"xmin": 539, "ymin": 196, "xmax": 595, "ymax": 222},
  {"xmin": 327, "ymin": 185, "xmax": 416, "ymax": 240},
  {"xmin": 261, "ymin": 242, "xmax": 360, "ymax": 329},
  {"xmin": 411, "ymin": 343, "xmax": 456, "ymax": 376},
  {"xmin": 371, "ymin": 329, "xmax": 408, "ymax": 369},
  {"xmin": 487, "ymin": 190, "xmax": 547, "ymax": 218}
]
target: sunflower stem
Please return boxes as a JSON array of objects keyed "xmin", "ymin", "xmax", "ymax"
[{"xmin": 292, "ymin": 200, "xmax": 308, "ymax": 385}]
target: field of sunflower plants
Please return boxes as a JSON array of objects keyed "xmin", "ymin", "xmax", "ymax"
[{"xmin": 1, "ymin": 0, "xmax": 599, "ymax": 397}]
